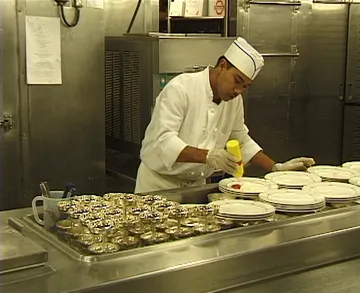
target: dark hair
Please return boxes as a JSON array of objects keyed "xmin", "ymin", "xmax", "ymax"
[{"xmin": 215, "ymin": 56, "xmax": 233, "ymax": 68}]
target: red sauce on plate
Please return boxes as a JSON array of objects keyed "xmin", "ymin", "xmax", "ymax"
[{"xmin": 231, "ymin": 184, "xmax": 241, "ymax": 189}]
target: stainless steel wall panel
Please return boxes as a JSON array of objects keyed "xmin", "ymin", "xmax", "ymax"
[
  {"xmin": 104, "ymin": 0, "xmax": 146, "ymax": 36},
  {"xmin": 345, "ymin": 4, "xmax": 360, "ymax": 103},
  {"xmin": 287, "ymin": 2, "xmax": 312, "ymax": 150},
  {"xmin": 240, "ymin": 1, "xmax": 348, "ymax": 173},
  {"xmin": 309, "ymin": 4, "xmax": 348, "ymax": 95},
  {"xmin": 291, "ymin": 1, "xmax": 312, "ymax": 99},
  {"xmin": 245, "ymin": 56, "xmax": 293, "ymax": 158},
  {"xmin": 342, "ymin": 4, "xmax": 360, "ymax": 161},
  {"xmin": 144, "ymin": 0, "xmax": 159, "ymax": 33},
  {"xmin": 25, "ymin": 2, "xmax": 106, "ymax": 198},
  {"xmin": 239, "ymin": 1, "xmax": 302, "ymax": 175},
  {"xmin": 236, "ymin": 0, "xmax": 248, "ymax": 37},
  {"xmin": 342, "ymin": 105, "xmax": 360, "ymax": 161},
  {"xmin": 247, "ymin": 5, "xmax": 294, "ymax": 52},
  {"xmin": 1, "ymin": 0, "xmax": 22, "ymax": 209},
  {"xmin": 158, "ymin": 37, "xmax": 235, "ymax": 73},
  {"xmin": 244, "ymin": 63, "xmax": 297, "ymax": 172},
  {"xmin": 305, "ymin": 3, "xmax": 347, "ymax": 165},
  {"xmin": 248, "ymin": 57, "xmax": 291, "ymax": 97},
  {"xmin": 0, "ymin": 0, "xmax": 155, "ymax": 208}
]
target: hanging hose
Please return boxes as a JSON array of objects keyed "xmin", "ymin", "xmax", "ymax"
[
  {"xmin": 60, "ymin": 4, "xmax": 80, "ymax": 28},
  {"xmin": 127, "ymin": 0, "xmax": 143, "ymax": 33},
  {"xmin": 55, "ymin": 0, "xmax": 81, "ymax": 28}
]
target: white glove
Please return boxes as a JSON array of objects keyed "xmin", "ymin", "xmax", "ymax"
[
  {"xmin": 272, "ymin": 157, "xmax": 315, "ymax": 172},
  {"xmin": 206, "ymin": 149, "xmax": 238, "ymax": 175}
]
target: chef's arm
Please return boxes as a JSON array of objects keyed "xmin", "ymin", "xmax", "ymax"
[
  {"xmin": 152, "ymin": 82, "xmax": 211, "ymax": 170},
  {"xmin": 176, "ymin": 146, "xmax": 208, "ymax": 164},
  {"xmin": 249, "ymin": 151, "xmax": 276, "ymax": 172}
]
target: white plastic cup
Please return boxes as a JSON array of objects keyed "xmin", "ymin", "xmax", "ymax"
[{"xmin": 31, "ymin": 191, "xmax": 72, "ymax": 230}]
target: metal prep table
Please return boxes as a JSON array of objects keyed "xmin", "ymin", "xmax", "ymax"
[{"xmin": 1, "ymin": 184, "xmax": 360, "ymax": 293}]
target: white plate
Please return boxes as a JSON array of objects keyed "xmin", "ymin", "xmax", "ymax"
[
  {"xmin": 219, "ymin": 177, "xmax": 278, "ymax": 194},
  {"xmin": 218, "ymin": 186, "xmax": 259, "ymax": 198},
  {"xmin": 259, "ymin": 189, "xmax": 325, "ymax": 206},
  {"xmin": 264, "ymin": 171, "xmax": 321, "ymax": 187},
  {"xmin": 216, "ymin": 215, "xmax": 272, "ymax": 222},
  {"xmin": 303, "ymin": 182, "xmax": 360, "ymax": 200},
  {"xmin": 217, "ymin": 213, "xmax": 273, "ymax": 220},
  {"xmin": 209, "ymin": 199, "xmax": 275, "ymax": 216},
  {"xmin": 307, "ymin": 165, "xmax": 357, "ymax": 181},
  {"xmin": 275, "ymin": 206, "xmax": 325, "ymax": 213},
  {"xmin": 267, "ymin": 201, "xmax": 325, "ymax": 209},
  {"xmin": 342, "ymin": 162, "xmax": 360, "ymax": 173},
  {"xmin": 349, "ymin": 177, "xmax": 360, "ymax": 187}
]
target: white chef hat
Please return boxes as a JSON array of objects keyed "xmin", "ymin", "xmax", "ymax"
[{"xmin": 224, "ymin": 37, "xmax": 264, "ymax": 80}]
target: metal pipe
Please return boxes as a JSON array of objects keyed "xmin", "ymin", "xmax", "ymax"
[
  {"xmin": 127, "ymin": 0, "xmax": 143, "ymax": 33},
  {"xmin": 224, "ymin": 0, "xmax": 229, "ymax": 37},
  {"xmin": 16, "ymin": 0, "xmax": 32, "ymax": 207},
  {"xmin": 167, "ymin": 0, "xmax": 171, "ymax": 33},
  {"xmin": 261, "ymin": 52, "xmax": 300, "ymax": 57}
]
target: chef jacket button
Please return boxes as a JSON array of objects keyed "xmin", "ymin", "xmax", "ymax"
[
  {"xmin": 210, "ymin": 109, "xmax": 215, "ymax": 113},
  {"xmin": 214, "ymin": 128, "xmax": 218, "ymax": 132},
  {"xmin": 191, "ymin": 172, "xmax": 195, "ymax": 175}
]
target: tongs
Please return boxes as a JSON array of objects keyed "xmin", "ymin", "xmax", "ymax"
[{"xmin": 40, "ymin": 181, "xmax": 51, "ymax": 198}]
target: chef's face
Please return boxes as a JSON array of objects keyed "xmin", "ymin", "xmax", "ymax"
[{"xmin": 216, "ymin": 59, "xmax": 252, "ymax": 102}]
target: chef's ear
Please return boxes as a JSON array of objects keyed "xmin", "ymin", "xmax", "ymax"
[{"xmin": 219, "ymin": 58, "xmax": 230, "ymax": 71}]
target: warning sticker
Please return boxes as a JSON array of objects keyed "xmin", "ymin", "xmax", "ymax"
[{"xmin": 214, "ymin": 0, "xmax": 225, "ymax": 15}]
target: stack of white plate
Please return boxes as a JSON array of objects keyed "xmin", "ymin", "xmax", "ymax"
[
  {"xmin": 264, "ymin": 171, "xmax": 322, "ymax": 189},
  {"xmin": 307, "ymin": 165, "xmax": 357, "ymax": 182},
  {"xmin": 303, "ymin": 182, "xmax": 360, "ymax": 204},
  {"xmin": 209, "ymin": 199, "xmax": 276, "ymax": 221},
  {"xmin": 349, "ymin": 177, "xmax": 360, "ymax": 187},
  {"xmin": 218, "ymin": 177, "xmax": 278, "ymax": 199},
  {"xmin": 342, "ymin": 161, "xmax": 360, "ymax": 174},
  {"xmin": 259, "ymin": 189, "xmax": 326, "ymax": 213}
]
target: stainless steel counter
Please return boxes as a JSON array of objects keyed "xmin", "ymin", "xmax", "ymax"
[{"xmin": 1, "ymin": 184, "xmax": 360, "ymax": 293}]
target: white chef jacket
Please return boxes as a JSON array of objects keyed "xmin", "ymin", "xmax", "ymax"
[{"xmin": 135, "ymin": 67, "xmax": 262, "ymax": 193}]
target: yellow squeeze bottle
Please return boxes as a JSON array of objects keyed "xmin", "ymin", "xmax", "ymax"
[{"xmin": 226, "ymin": 140, "xmax": 244, "ymax": 178}]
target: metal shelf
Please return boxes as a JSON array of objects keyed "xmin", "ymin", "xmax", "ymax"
[
  {"xmin": 168, "ymin": 16, "xmax": 225, "ymax": 20},
  {"xmin": 166, "ymin": 0, "xmax": 229, "ymax": 36}
]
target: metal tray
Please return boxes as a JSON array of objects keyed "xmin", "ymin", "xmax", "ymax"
[
  {"xmin": 9, "ymin": 204, "xmax": 352, "ymax": 263},
  {"xmin": 10, "ymin": 213, "xmax": 284, "ymax": 263},
  {"xmin": 0, "ymin": 226, "xmax": 48, "ymax": 274}
]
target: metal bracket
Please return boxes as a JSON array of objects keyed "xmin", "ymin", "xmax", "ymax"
[
  {"xmin": 338, "ymin": 83, "xmax": 345, "ymax": 100},
  {"xmin": 244, "ymin": 0, "xmax": 301, "ymax": 12},
  {"xmin": 0, "ymin": 114, "xmax": 15, "ymax": 130},
  {"xmin": 247, "ymin": 0, "xmax": 301, "ymax": 5},
  {"xmin": 347, "ymin": 83, "xmax": 353, "ymax": 101},
  {"xmin": 261, "ymin": 52, "xmax": 300, "ymax": 57},
  {"xmin": 313, "ymin": 0, "xmax": 348, "ymax": 3}
]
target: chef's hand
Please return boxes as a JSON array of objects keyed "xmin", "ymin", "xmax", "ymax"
[
  {"xmin": 272, "ymin": 157, "xmax": 315, "ymax": 172},
  {"xmin": 206, "ymin": 149, "xmax": 238, "ymax": 175}
]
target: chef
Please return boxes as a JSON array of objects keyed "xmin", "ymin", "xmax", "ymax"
[{"xmin": 135, "ymin": 37, "xmax": 315, "ymax": 193}]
